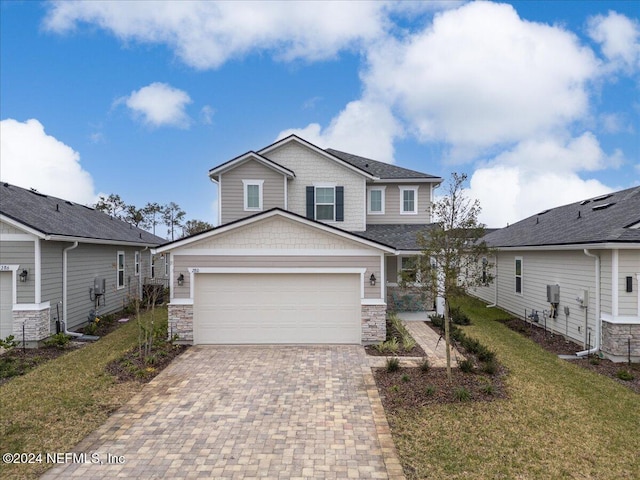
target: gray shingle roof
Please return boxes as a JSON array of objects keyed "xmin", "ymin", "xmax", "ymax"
[
  {"xmin": 483, "ymin": 186, "xmax": 640, "ymax": 247},
  {"xmin": 326, "ymin": 149, "xmax": 441, "ymax": 180},
  {"xmin": 354, "ymin": 224, "xmax": 438, "ymax": 251},
  {"xmin": 0, "ymin": 183, "xmax": 165, "ymax": 245}
]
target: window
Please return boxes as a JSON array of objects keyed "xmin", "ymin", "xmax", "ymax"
[
  {"xmin": 117, "ymin": 251, "xmax": 125, "ymax": 289},
  {"xmin": 242, "ymin": 180, "xmax": 264, "ymax": 211},
  {"xmin": 165, "ymin": 254, "xmax": 169, "ymax": 276},
  {"xmin": 151, "ymin": 256, "xmax": 155, "ymax": 279},
  {"xmin": 368, "ymin": 187, "xmax": 385, "ymax": 214},
  {"xmin": 481, "ymin": 257, "xmax": 488, "ymax": 285},
  {"xmin": 401, "ymin": 256, "xmax": 418, "ymax": 283},
  {"xmin": 399, "ymin": 186, "xmax": 418, "ymax": 214},
  {"xmin": 515, "ymin": 257, "xmax": 523, "ymax": 294},
  {"xmin": 315, "ymin": 187, "xmax": 335, "ymax": 221},
  {"xmin": 134, "ymin": 251, "xmax": 140, "ymax": 276}
]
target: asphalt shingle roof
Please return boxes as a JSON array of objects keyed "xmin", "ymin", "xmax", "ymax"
[
  {"xmin": 0, "ymin": 183, "xmax": 165, "ymax": 245},
  {"xmin": 326, "ymin": 149, "xmax": 441, "ymax": 180},
  {"xmin": 482, "ymin": 186, "xmax": 640, "ymax": 247},
  {"xmin": 354, "ymin": 224, "xmax": 438, "ymax": 251}
]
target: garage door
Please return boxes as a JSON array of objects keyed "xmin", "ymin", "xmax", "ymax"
[
  {"xmin": 0, "ymin": 272, "xmax": 13, "ymax": 339},
  {"xmin": 194, "ymin": 273, "xmax": 361, "ymax": 344}
]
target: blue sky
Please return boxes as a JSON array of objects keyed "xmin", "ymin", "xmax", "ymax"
[{"xmin": 1, "ymin": 1, "xmax": 638, "ymax": 235}]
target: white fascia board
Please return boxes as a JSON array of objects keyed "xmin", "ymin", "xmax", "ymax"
[
  {"xmin": 45, "ymin": 234, "xmax": 159, "ymax": 247},
  {"xmin": 370, "ymin": 178, "xmax": 443, "ymax": 184},
  {"xmin": 0, "ymin": 215, "xmax": 45, "ymax": 238},
  {"xmin": 171, "ymin": 248, "xmax": 384, "ymax": 256},
  {"xmin": 601, "ymin": 313, "xmax": 640, "ymax": 325},
  {"xmin": 12, "ymin": 301, "xmax": 51, "ymax": 311},
  {"xmin": 208, "ymin": 152, "xmax": 295, "ymax": 179},
  {"xmin": 169, "ymin": 298, "xmax": 193, "ymax": 306},
  {"xmin": 361, "ymin": 299, "xmax": 387, "ymax": 305},
  {"xmin": 258, "ymin": 135, "xmax": 378, "ymax": 180},
  {"xmin": 488, "ymin": 243, "xmax": 640, "ymax": 251},
  {"xmin": 188, "ymin": 267, "xmax": 367, "ymax": 274}
]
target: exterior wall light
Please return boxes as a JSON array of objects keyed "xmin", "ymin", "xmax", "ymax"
[
  {"xmin": 19, "ymin": 269, "xmax": 28, "ymax": 282},
  {"xmin": 177, "ymin": 273, "xmax": 185, "ymax": 286},
  {"xmin": 370, "ymin": 273, "xmax": 376, "ymax": 286}
]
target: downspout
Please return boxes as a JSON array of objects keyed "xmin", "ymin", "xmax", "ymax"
[
  {"xmin": 62, "ymin": 242, "xmax": 82, "ymax": 337},
  {"xmin": 577, "ymin": 249, "xmax": 600, "ymax": 356}
]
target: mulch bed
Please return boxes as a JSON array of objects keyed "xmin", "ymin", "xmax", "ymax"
[
  {"xmin": 375, "ymin": 365, "xmax": 508, "ymax": 411},
  {"xmin": 106, "ymin": 343, "xmax": 189, "ymax": 383},
  {"xmin": 501, "ymin": 318, "xmax": 640, "ymax": 394},
  {"xmin": 365, "ymin": 317, "xmax": 426, "ymax": 357},
  {"xmin": 0, "ymin": 344, "xmax": 85, "ymax": 387}
]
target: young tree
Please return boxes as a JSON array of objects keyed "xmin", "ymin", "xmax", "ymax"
[
  {"xmin": 142, "ymin": 202, "xmax": 163, "ymax": 236},
  {"xmin": 162, "ymin": 202, "xmax": 186, "ymax": 241},
  {"xmin": 181, "ymin": 219, "xmax": 214, "ymax": 238},
  {"xmin": 94, "ymin": 193, "xmax": 127, "ymax": 219},
  {"xmin": 404, "ymin": 173, "xmax": 493, "ymax": 381}
]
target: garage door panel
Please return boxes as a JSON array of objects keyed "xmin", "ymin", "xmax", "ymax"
[{"xmin": 194, "ymin": 273, "xmax": 361, "ymax": 344}]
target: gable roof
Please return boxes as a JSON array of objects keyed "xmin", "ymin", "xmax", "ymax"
[
  {"xmin": 155, "ymin": 207, "xmax": 396, "ymax": 253},
  {"xmin": 483, "ymin": 186, "xmax": 640, "ymax": 248},
  {"xmin": 208, "ymin": 151, "xmax": 295, "ymax": 180},
  {"xmin": 355, "ymin": 224, "xmax": 438, "ymax": 251},
  {"xmin": 0, "ymin": 183, "xmax": 165, "ymax": 246},
  {"xmin": 326, "ymin": 149, "xmax": 442, "ymax": 182}
]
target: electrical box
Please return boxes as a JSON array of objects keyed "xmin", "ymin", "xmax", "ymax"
[
  {"xmin": 546, "ymin": 284, "xmax": 560, "ymax": 303},
  {"xmin": 576, "ymin": 289, "xmax": 589, "ymax": 307},
  {"xmin": 93, "ymin": 277, "xmax": 105, "ymax": 295}
]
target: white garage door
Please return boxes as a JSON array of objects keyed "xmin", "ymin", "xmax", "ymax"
[
  {"xmin": 194, "ymin": 273, "xmax": 361, "ymax": 344},
  {"xmin": 0, "ymin": 272, "xmax": 13, "ymax": 339}
]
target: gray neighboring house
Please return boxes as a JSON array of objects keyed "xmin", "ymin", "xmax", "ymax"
[
  {"xmin": 0, "ymin": 183, "xmax": 167, "ymax": 346},
  {"xmin": 471, "ymin": 186, "xmax": 640, "ymax": 362}
]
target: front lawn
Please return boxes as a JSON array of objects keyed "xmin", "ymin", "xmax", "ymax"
[
  {"xmin": 0, "ymin": 308, "xmax": 170, "ymax": 480},
  {"xmin": 386, "ymin": 296, "xmax": 640, "ymax": 479}
]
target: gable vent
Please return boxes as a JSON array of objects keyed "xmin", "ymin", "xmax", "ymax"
[
  {"xmin": 592, "ymin": 202, "xmax": 616, "ymax": 211},
  {"xmin": 592, "ymin": 193, "xmax": 612, "ymax": 202}
]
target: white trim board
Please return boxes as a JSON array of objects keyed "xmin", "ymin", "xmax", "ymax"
[{"xmin": 173, "ymin": 249, "xmax": 382, "ymax": 256}]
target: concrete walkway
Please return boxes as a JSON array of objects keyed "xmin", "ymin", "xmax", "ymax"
[{"xmin": 41, "ymin": 346, "xmax": 405, "ymax": 480}]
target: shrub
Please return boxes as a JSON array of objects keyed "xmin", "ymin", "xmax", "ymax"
[
  {"xmin": 402, "ymin": 335, "xmax": 417, "ymax": 351},
  {"xmin": 476, "ymin": 345, "xmax": 496, "ymax": 362},
  {"xmin": 450, "ymin": 306, "xmax": 471, "ymax": 325},
  {"xmin": 401, "ymin": 374, "xmax": 411, "ymax": 383},
  {"xmin": 0, "ymin": 335, "xmax": 19, "ymax": 350},
  {"xmin": 391, "ymin": 385, "xmax": 400, "ymax": 393},
  {"xmin": 386, "ymin": 357, "xmax": 400, "ymax": 372},
  {"xmin": 462, "ymin": 337, "xmax": 481, "ymax": 354},
  {"xmin": 450, "ymin": 327, "xmax": 465, "ymax": 342},
  {"xmin": 589, "ymin": 357, "xmax": 601, "ymax": 365},
  {"xmin": 481, "ymin": 383, "xmax": 495, "ymax": 396},
  {"xmin": 453, "ymin": 386, "xmax": 472, "ymax": 402},
  {"xmin": 43, "ymin": 333, "xmax": 70, "ymax": 349},
  {"xmin": 482, "ymin": 358, "xmax": 499, "ymax": 375},
  {"xmin": 425, "ymin": 385, "xmax": 436, "ymax": 396},
  {"xmin": 459, "ymin": 358, "xmax": 475, "ymax": 373},
  {"xmin": 420, "ymin": 357, "xmax": 431, "ymax": 373},
  {"xmin": 429, "ymin": 314, "xmax": 444, "ymax": 328},
  {"xmin": 374, "ymin": 342, "xmax": 388, "ymax": 354},
  {"xmin": 616, "ymin": 370, "xmax": 634, "ymax": 381},
  {"xmin": 386, "ymin": 337, "xmax": 400, "ymax": 354}
]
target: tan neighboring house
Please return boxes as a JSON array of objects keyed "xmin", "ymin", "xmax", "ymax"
[
  {"xmin": 471, "ymin": 187, "xmax": 640, "ymax": 362},
  {"xmin": 155, "ymin": 135, "xmax": 442, "ymax": 345},
  {"xmin": 0, "ymin": 183, "xmax": 166, "ymax": 346}
]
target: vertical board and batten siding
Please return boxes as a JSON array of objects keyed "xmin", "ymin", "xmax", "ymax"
[
  {"xmin": 618, "ymin": 249, "xmax": 640, "ymax": 316},
  {"xmin": 220, "ymin": 159, "xmax": 286, "ymax": 224},
  {"xmin": 172, "ymin": 255, "xmax": 381, "ymax": 300},
  {"xmin": 0, "ymin": 241, "xmax": 35, "ymax": 303},
  {"xmin": 492, "ymin": 250, "xmax": 599, "ymax": 345},
  {"xmin": 600, "ymin": 251, "xmax": 612, "ymax": 315},
  {"xmin": 263, "ymin": 142, "xmax": 367, "ymax": 231},
  {"xmin": 366, "ymin": 184, "xmax": 432, "ymax": 224}
]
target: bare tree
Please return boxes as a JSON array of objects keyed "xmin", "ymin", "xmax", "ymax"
[
  {"xmin": 181, "ymin": 219, "xmax": 214, "ymax": 238},
  {"xmin": 162, "ymin": 202, "xmax": 186, "ymax": 241},
  {"xmin": 142, "ymin": 202, "xmax": 163, "ymax": 236},
  {"xmin": 94, "ymin": 193, "xmax": 127, "ymax": 219}
]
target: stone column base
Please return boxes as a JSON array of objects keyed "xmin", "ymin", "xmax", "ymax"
[
  {"xmin": 168, "ymin": 302, "xmax": 194, "ymax": 343},
  {"xmin": 601, "ymin": 321, "xmax": 640, "ymax": 363},
  {"xmin": 362, "ymin": 304, "xmax": 386, "ymax": 344},
  {"xmin": 13, "ymin": 305, "xmax": 51, "ymax": 347}
]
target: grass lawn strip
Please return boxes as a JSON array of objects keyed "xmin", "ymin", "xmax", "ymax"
[
  {"xmin": 0, "ymin": 308, "xmax": 168, "ymax": 480},
  {"xmin": 387, "ymin": 296, "xmax": 640, "ymax": 480}
]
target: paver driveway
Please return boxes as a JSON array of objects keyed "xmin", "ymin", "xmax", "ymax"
[{"xmin": 41, "ymin": 345, "xmax": 403, "ymax": 479}]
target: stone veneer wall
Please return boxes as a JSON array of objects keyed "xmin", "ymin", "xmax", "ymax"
[
  {"xmin": 386, "ymin": 285, "xmax": 434, "ymax": 312},
  {"xmin": 168, "ymin": 303, "xmax": 194, "ymax": 343},
  {"xmin": 361, "ymin": 304, "xmax": 386, "ymax": 344},
  {"xmin": 13, "ymin": 307, "xmax": 50, "ymax": 345},
  {"xmin": 601, "ymin": 321, "xmax": 640, "ymax": 362}
]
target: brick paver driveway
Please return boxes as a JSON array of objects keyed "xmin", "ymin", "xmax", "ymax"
[{"xmin": 42, "ymin": 345, "xmax": 403, "ymax": 479}]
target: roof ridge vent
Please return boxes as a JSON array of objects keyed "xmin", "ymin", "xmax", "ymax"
[{"xmin": 592, "ymin": 202, "xmax": 616, "ymax": 211}]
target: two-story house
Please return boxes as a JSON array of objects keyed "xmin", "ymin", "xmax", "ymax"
[{"xmin": 156, "ymin": 135, "xmax": 442, "ymax": 345}]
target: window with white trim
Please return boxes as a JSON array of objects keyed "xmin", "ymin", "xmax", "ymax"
[
  {"xmin": 117, "ymin": 251, "xmax": 125, "ymax": 289},
  {"xmin": 134, "ymin": 251, "xmax": 140, "ymax": 276},
  {"xmin": 242, "ymin": 180, "xmax": 264, "ymax": 211},
  {"xmin": 399, "ymin": 186, "xmax": 418, "ymax": 214},
  {"xmin": 315, "ymin": 186, "xmax": 335, "ymax": 221},
  {"xmin": 368, "ymin": 187, "xmax": 385, "ymax": 214},
  {"xmin": 151, "ymin": 256, "xmax": 155, "ymax": 279},
  {"xmin": 481, "ymin": 257, "xmax": 488, "ymax": 285},
  {"xmin": 164, "ymin": 254, "xmax": 169, "ymax": 276},
  {"xmin": 515, "ymin": 257, "xmax": 523, "ymax": 294},
  {"xmin": 401, "ymin": 256, "xmax": 418, "ymax": 283}
]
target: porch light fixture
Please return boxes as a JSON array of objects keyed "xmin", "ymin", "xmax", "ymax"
[
  {"xmin": 177, "ymin": 273, "xmax": 185, "ymax": 286},
  {"xmin": 19, "ymin": 269, "xmax": 28, "ymax": 282},
  {"xmin": 369, "ymin": 273, "xmax": 376, "ymax": 286}
]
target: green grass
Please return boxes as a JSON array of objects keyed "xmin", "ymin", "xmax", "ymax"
[
  {"xmin": 389, "ymin": 296, "xmax": 640, "ymax": 479},
  {"xmin": 0, "ymin": 308, "xmax": 167, "ymax": 480}
]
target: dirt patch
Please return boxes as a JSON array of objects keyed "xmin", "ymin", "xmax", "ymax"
[
  {"xmin": 107, "ymin": 343, "xmax": 189, "ymax": 383},
  {"xmin": 501, "ymin": 318, "xmax": 640, "ymax": 394}
]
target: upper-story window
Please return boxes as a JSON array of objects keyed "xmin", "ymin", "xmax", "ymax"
[
  {"xmin": 368, "ymin": 187, "xmax": 386, "ymax": 214},
  {"xmin": 242, "ymin": 180, "xmax": 264, "ymax": 211},
  {"xmin": 399, "ymin": 186, "xmax": 418, "ymax": 214},
  {"xmin": 315, "ymin": 187, "xmax": 335, "ymax": 221}
]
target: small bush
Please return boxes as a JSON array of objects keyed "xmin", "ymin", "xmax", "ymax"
[
  {"xmin": 482, "ymin": 358, "xmax": 499, "ymax": 375},
  {"xmin": 462, "ymin": 337, "xmax": 481, "ymax": 354},
  {"xmin": 402, "ymin": 335, "xmax": 417, "ymax": 351},
  {"xmin": 450, "ymin": 306, "xmax": 471, "ymax": 325},
  {"xmin": 420, "ymin": 357, "xmax": 431, "ymax": 372},
  {"xmin": 391, "ymin": 385, "xmax": 400, "ymax": 393},
  {"xmin": 386, "ymin": 337, "xmax": 400, "ymax": 354},
  {"xmin": 429, "ymin": 314, "xmax": 444, "ymax": 328},
  {"xmin": 0, "ymin": 335, "xmax": 19, "ymax": 350},
  {"xmin": 481, "ymin": 383, "xmax": 495, "ymax": 396},
  {"xmin": 616, "ymin": 370, "xmax": 634, "ymax": 381},
  {"xmin": 401, "ymin": 374, "xmax": 411, "ymax": 383},
  {"xmin": 459, "ymin": 358, "xmax": 475, "ymax": 373},
  {"xmin": 374, "ymin": 342, "xmax": 388, "ymax": 354},
  {"xmin": 43, "ymin": 333, "xmax": 70, "ymax": 349},
  {"xmin": 386, "ymin": 357, "xmax": 400, "ymax": 372},
  {"xmin": 589, "ymin": 357, "xmax": 601, "ymax": 365},
  {"xmin": 476, "ymin": 345, "xmax": 496, "ymax": 362},
  {"xmin": 453, "ymin": 386, "xmax": 472, "ymax": 402},
  {"xmin": 425, "ymin": 385, "xmax": 436, "ymax": 396}
]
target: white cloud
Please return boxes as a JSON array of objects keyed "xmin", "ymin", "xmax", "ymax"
[
  {"xmin": 118, "ymin": 82, "xmax": 192, "ymax": 128},
  {"xmin": 0, "ymin": 118, "xmax": 98, "ymax": 204},
  {"xmin": 200, "ymin": 105, "xmax": 214, "ymax": 125},
  {"xmin": 588, "ymin": 11, "xmax": 640, "ymax": 71},
  {"xmin": 278, "ymin": 100, "xmax": 401, "ymax": 162}
]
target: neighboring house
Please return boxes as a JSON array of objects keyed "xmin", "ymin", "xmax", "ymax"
[
  {"xmin": 471, "ymin": 187, "xmax": 640, "ymax": 362},
  {"xmin": 156, "ymin": 135, "xmax": 442, "ymax": 345},
  {"xmin": 0, "ymin": 183, "xmax": 166, "ymax": 346}
]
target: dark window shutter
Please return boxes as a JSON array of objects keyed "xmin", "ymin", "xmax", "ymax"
[
  {"xmin": 306, "ymin": 186, "xmax": 315, "ymax": 219},
  {"xmin": 336, "ymin": 186, "xmax": 344, "ymax": 222}
]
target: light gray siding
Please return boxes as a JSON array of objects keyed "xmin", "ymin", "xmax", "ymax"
[
  {"xmin": 600, "ymin": 251, "xmax": 612, "ymax": 315},
  {"xmin": 172, "ymin": 255, "xmax": 381, "ymax": 300},
  {"xmin": 220, "ymin": 159, "xmax": 286, "ymax": 224},
  {"xmin": 0, "ymin": 241, "xmax": 35, "ymax": 303},
  {"xmin": 40, "ymin": 241, "xmax": 63, "ymax": 330},
  {"xmin": 618, "ymin": 249, "xmax": 639, "ymax": 316},
  {"xmin": 0, "ymin": 221, "xmax": 25, "ymax": 234},
  {"xmin": 366, "ymin": 183, "xmax": 432, "ymax": 224}
]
